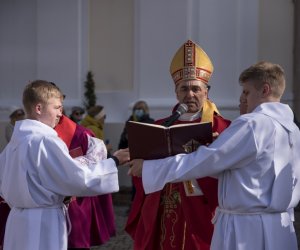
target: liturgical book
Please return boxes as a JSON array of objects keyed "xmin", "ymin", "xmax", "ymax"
[
  {"xmin": 69, "ymin": 146, "xmax": 84, "ymax": 158},
  {"xmin": 127, "ymin": 121, "xmax": 212, "ymax": 160}
]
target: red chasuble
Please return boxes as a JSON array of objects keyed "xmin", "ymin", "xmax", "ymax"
[
  {"xmin": 55, "ymin": 115, "xmax": 116, "ymax": 248},
  {"xmin": 0, "ymin": 198, "xmax": 9, "ymax": 247},
  {"xmin": 125, "ymin": 114, "xmax": 231, "ymax": 250}
]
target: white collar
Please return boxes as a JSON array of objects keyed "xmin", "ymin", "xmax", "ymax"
[{"xmin": 178, "ymin": 111, "xmax": 201, "ymax": 121}]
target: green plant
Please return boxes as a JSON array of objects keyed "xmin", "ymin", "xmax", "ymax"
[{"xmin": 83, "ymin": 71, "xmax": 97, "ymax": 109}]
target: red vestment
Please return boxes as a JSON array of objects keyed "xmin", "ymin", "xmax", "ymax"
[
  {"xmin": 126, "ymin": 113, "xmax": 230, "ymax": 250},
  {"xmin": 55, "ymin": 115, "xmax": 116, "ymax": 248},
  {"xmin": 0, "ymin": 198, "xmax": 9, "ymax": 247}
]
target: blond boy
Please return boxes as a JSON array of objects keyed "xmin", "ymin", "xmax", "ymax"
[{"xmin": 0, "ymin": 80, "xmax": 129, "ymax": 250}]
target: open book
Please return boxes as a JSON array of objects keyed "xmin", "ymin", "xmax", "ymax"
[{"xmin": 127, "ymin": 121, "xmax": 212, "ymax": 160}]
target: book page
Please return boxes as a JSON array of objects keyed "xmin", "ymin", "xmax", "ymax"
[
  {"xmin": 128, "ymin": 121, "xmax": 211, "ymax": 129},
  {"xmin": 127, "ymin": 121, "xmax": 166, "ymax": 129},
  {"xmin": 169, "ymin": 121, "xmax": 211, "ymax": 128}
]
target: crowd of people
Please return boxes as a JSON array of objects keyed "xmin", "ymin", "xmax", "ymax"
[{"xmin": 0, "ymin": 39, "xmax": 300, "ymax": 250}]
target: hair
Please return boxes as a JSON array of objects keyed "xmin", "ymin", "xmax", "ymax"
[
  {"xmin": 133, "ymin": 100, "xmax": 149, "ymax": 114},
  {"xmin": 23, "ymin": 80, "xmax": 64, "ymax": 114},
  {"xmin": 71, "ymin": 106, "xmax": 85, "ymax": 115},
  {"xmin": 87, "ymin": 105, "xmax": 104, "ymax": 117},
  {"xmin": 9, "ymin": 108, "xmax": 25, "ymax": 119},
  {"xmin": 239, "ymin": 61, "xmax": 286, "ymax": 98}
]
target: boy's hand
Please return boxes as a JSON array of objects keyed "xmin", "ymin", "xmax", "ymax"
[{"xmin": 113, "ymin": 148, "xmax": 130, "ymax": 165}]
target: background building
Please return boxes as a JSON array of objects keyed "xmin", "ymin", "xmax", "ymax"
[{"xmin": 0, "ymin": 0, "xmax": 298, "ymax": 186}]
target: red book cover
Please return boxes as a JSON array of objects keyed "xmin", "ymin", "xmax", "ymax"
[
  {"xmin": 127, "ymin": 121, "xmax": 212, "ymax": 160},
  {"xmin": 69, "ymin": 146, "xmax": 84, "ymax": 158}
]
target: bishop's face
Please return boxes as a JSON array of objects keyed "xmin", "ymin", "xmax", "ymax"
[
  {"xmin": 37, "ymin": 97, "xmax": 63, "ymax": 128},
  {"xmin": 175, "ymin": 80, "xmax": 208, "ymax": 113}
]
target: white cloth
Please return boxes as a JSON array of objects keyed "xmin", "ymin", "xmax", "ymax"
[
  {"xmin": 0, "ymin": 119, "xmax": 119, "ymax": 250},
  {"xmin": 142, "ymin": 102, "xmax": 300, "ymax": 250}
]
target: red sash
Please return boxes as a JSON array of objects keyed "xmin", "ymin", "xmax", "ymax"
[{"xmin": 55, "ymin": 115, "xmax": 77, "ymax": 148}]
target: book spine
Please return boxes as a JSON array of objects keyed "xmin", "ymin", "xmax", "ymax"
[{"xmin": 167, "ymin": 129, "xmax": 172, "ymax": 156}]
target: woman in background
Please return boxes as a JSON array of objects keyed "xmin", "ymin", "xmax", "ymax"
[
  {"xmin": 118, "ymin": 100, "xmax": 154, "ymax": 202},
  {"xmin": 118, "ymin": 100, "xmax": 154, "ymax": 149}
]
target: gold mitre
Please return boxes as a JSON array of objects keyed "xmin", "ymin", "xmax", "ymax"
[{"xmin": 170, "ymin": 40, "xmax": 214, "ymax": 85}]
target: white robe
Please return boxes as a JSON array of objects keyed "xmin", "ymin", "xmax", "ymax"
[
  {"xmin": 0, "ymin": 119, "xmax": 119, "ymax": 250},
  {"xmin": 142, "ymin": 102, "xmax": 300, "ymax": 250}
]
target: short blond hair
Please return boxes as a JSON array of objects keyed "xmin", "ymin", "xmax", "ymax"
[
  {"xmin": 23, "ymin": 80, "xmax": 63, "ymax": 114},
  {"xmin": 239, "ymin": 61, "xmax": 286, "ymax": 98}
]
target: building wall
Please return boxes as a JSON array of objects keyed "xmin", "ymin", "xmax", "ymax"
[
  {"xmin": 0, "ymin": 0, "xmax": 294, "ymax": 120},
  {"xmin": 0, "ymin": 0, "xmax": 88, "ymax": 120},
  {"xmin": 0, "ymin": 0, "xmax": 295, "ymax": 186},
  {"xmin": 89, "ymin": 0, "xmax": 294, "ymax": 121},
  {"xmin": 0, "ymin": 122, "xmax": 8, "ymax": 152},
  {"xmin": 258, "ymin": 0, "xmax": 294, "ymax": 103}
]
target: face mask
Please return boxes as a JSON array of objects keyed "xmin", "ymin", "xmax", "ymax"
[{"xmin": 133, "ymin": 109, "xmax": 145, "ymax": 119}]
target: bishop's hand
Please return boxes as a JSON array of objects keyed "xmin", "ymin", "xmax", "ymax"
[{"xmin": 127, "ymin": 159, "xmax": 144, "ymax": 177}]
